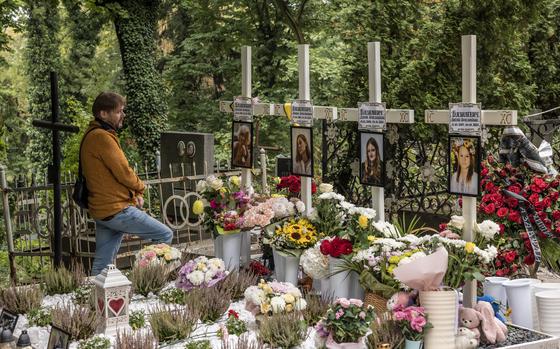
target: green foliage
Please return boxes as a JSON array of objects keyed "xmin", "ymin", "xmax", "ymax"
[
  {"xmin": 78, "ymin": 335, "xmax": 111, "ymax": 349},
  {"xmin": 216, "ymin": 269, "xmax": 258, "ymax": 301},
  {"xmin": 0, "ymin": 284, "xmax": 43, "ymax": 314},
  {"xmin": 184, "ymin": 340, "xmax": 212, "ymax": 349},
  {"xmin": 131, "ymin": 262, "xmax": 169, "ymax": 297},
  {"xmin": 302, "ymin": 292, "xmax": 331, "ymax": 326},
  {"xmin": 218, "ymin": 310, "xmax": 247, "ymax": 338},
  {"xmin": 159, "ymin": 287, "xmax": 187, "ymax": 305},
  {"xmin": 28, "ymin": 306, "xmax": 53, "ymax": 327},
  {"xmin": 129, "ymin": 309, "xmax": 146, "ymax": 330},
  {"xmin": 72, "ymin": 282, "xmax": 95, "ymax": 306}
]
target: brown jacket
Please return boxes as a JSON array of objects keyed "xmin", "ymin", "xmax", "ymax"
[{"xmin": 81, "ymin": 120, "xmax": 145, "ymax": 220}]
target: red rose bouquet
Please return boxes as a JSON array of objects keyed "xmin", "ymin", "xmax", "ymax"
[
  {"xmin": 320, "ymin": 236, "xmax": 353, "ymax": 258},
  {"xmin": 276, "ymin": 175, "xmax": 317, "ymax": 196},
  {"xmin": 479, "ymin": 155, "xmax": 560, "ymax": 275}
]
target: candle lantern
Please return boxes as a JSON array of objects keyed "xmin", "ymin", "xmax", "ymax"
[
  {"xmin": 93, "ymin": 264, "xmax": 132, "ymax": 336},
  {"xmin": 0, "ymin": 328, "xmax": 15, "ymax": 349},
  {"xmin": 15, "ymin": 330, "xmax": 33, "ymax": 349}
]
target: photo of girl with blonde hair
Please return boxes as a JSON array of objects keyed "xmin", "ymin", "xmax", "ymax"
[
  {"xmin": 231, "ymin": 121, "xmax": 253, "ymax": 168},
  {"xmin": 449, "ymin": 136, "xmax": 480, "ymax": 196}
]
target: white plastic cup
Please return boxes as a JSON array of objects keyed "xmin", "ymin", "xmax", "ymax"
[
  {"xmin": 535, "ymin": 290, "xmax": 560, "ymax": 336},
  {"xmin": 221, "ymin": 233, "xmax": 242, "ymax": 272},
  {"xmin": 329, "ymin": 256, "xmax": 351, "ymax": 300},
  {"xmin": 419, "ymin": 290, "xmax": 458, "ymax": 349},
  {"xmin": 503, "ymin": 278, "xmax": 541, "ymax": 329},
  {"xmin": 531, "ymin": 283, "xmax": 560, "ymax": 331},
  {"xmin": 483, "ymin": 276, "xmax": 508, "ymax": 308}
]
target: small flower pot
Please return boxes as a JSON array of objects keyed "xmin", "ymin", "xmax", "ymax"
[
  {"xmin": 325, "ymin": 334, "xmax": 366, "ymax": 349},
  {"xmin": 404, "ymin": 339, "xmax": 423, "ymax": 349}
]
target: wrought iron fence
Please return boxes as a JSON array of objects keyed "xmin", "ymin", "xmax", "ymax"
[{"xmin": 1, "ymin": 153, "xmax": 268, "ymax": 285}]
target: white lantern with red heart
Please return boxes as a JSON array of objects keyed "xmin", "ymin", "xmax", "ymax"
[{"xmin": 93, "ymin": 264, "xmax": 132, "ymax": 336}]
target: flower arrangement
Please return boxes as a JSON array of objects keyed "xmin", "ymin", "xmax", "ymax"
[
  {"xmin": 192, "ymin": 175, "xmax": 252, "ymax": 235},
  {"xmin": 268, "ymin": 218, "xmax": 321, "ymax": 255},
  {"xmin": 479, "ymin": 155, "xmax": 560, "ymax": 275},
  {"xmin": 176, "ymin": 256, "xmax": 229, "ymax": 291},
  {"xmin": 242, "ymin": 196, "xmax": 305, "ymax": 229},
  {"xmin": 315, "ymin": 298, "xmax": 375, "ymax": 344},
  {"xmin": 392, "ymin": 305, "xmax": 432, "ymax": 341},
  {"xmin": 244, "ymin": 279, "xmax": 307, "ymax": 315},
  {"xmin": 217, "ymin": 309, "xmax": 247, "ymax": 338},
  {"xmin": 276, "ymin": 175, "xmax": 317, "ymax": 196},
  {"xmin": 300, "ymin": 241, "xmax": 329, "ymax": 279},
  {"xmin": 248, "ymin": 260, "xmax": 272, "ymax": 276},
  {"xmin": 135, "ymin": 243, "xmax": 181, "ymax": 267},
  {"xmin": 320, "ymin": 236, "xmax": 353, "ymax": 258}
]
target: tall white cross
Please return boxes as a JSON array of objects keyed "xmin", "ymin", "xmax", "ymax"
[
  {"xmin": 336, "ymin": 42, "xmax": 415, "ymax": 221},
  {"xmin": 219, "ymin": 46, "xmax": 274, "ymax": 190},
  {"xmin": 270, "ymin": 44, "xmax": 338, "ymax": 216},
  {"xmin": 424, "ymin": 35, "xmax": 518, "ymax": 308}
]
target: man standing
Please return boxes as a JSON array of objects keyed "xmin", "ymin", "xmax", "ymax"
[{"xmin": 82, "ymin": 92, "xmax": 172, "ymax": 275}]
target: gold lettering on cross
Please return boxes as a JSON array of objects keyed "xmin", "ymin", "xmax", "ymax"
[
  {"xmin": 426, "ymin": 111, "xmax": 434, "ymax": 123},
  {"xmin": 400, "ymin": 111, "xmax": 407, "ymax": 123},
  {"xmin": 339, "ymin": 109, "xmax": 347, "ymax": 121}
]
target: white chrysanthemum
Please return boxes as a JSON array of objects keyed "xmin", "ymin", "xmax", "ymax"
[
  {"xmin": 270, "ymin": 296, "xmax": 286, "ymax": 313},
  {"xmin": 372, "ymin": 221, "xmax": 400, "ymax": 238},
  {"xmin": 206, "ymin": 175, "xmax": 223, "ymax": 190},
  {"xmin": 308, "ymin": 208, "xmax": 318, "ymax": 221},
  {"xmin": 204, "ymin": 270, "xmax": 216, "ymax": 283},
  {"xmin": 398, "ymin": 234, "xmax": 421, "ymax": 245},
  {"xmin": 349, "ymin": 206, "xmax": 376, "ymax": 219},
  {"xmin": 295, "ymin": 200, "xmax": 306, "ymax": 213},
  {"xmin": 208, "ymin": 258, "xmax": 225, "ymax": 270},
  {"xmin": 477, "ymin": 220, "xmax": 500, "ymax": 240},
  {"xmin": 448, "ymin": 215, "xmax": 465, "ymax": 230},
  {"xmin": 318, "ymin": 192, "xmax": 346, "ymax": 201},
  {"xmin": 294, "ymin": 298, "xmax": 307, "ymax": 311},
  {"xmin": 319, "ymin": 183, "xmax": 334, "ymax": 193},
  {"xmin": 339, "ymin": 201, "xmax": 355, "ymax": 211},
  {"xmin": 187, "ymin": 270, "xmax": 204, "ymax": 286},
  {"xmin": 196, "ymin": 180, "xmax": 207, "ymax": 192}
]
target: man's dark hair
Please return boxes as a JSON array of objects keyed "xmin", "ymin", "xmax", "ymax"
[{"xmin": 92, "ymin": 92, "xmax": 125, "ymax": 118}]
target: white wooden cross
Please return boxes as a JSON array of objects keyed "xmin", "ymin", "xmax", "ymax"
[
  {"xmin": 424, "ymin": 35, "xmax": 518, "ymax": 308},
  {"xmin": 336, "ymin": 42, "xmax": 415, "ymax": 222},
  {"xmin": 269, "ymin": 44, "xmax": 339, "ymax": 216}
]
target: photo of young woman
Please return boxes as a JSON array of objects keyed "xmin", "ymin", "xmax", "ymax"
[
  {"xmin": 359, "ymin": 132, "xmax": 385, "ymax": 187},
  {"xmin": 231, "ymin": 121, "xmax": 253, "ymax": 168},
  {"xmin": 448, "ymin": 136, "xmax": 480, "ymax": 196},
  {"xmin": 291, "ymin": 126, "xmax": 313, "ymax": 177}
]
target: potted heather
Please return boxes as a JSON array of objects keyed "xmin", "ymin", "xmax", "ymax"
[{"xmin": 315, "ymin": 298, "xmax": 375, "ymax": 348}]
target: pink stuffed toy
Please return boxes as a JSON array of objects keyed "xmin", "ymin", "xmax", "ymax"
[
  {"xmin": 474, "ymin": 301, "xmax": 508, "ymax": 344},
  {"xmin": 458, "ymin": 307, "xmax": 481, "ymax": 339}
]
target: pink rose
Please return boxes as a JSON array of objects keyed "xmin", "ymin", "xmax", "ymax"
[
  {"xmin": 349, "ymin": 299, "xmax": 363, "ymax": 307},
  {"xmin": 335, "ymin": 309, "xmax": 344, "ymax": 319},
  {"xmin": 411, "ymin": 316, "xmax": 427, "ymax": 332},
  {"xmin": 394, "ymin": 310, "xmax": 408, "ymax": 321},
  {"xmin": 359, "ymin": 311, "xmax": 366, "ymax": 320},
  {"xmin": 338, "ymin": 298, "xmax": 351, "ymax": 308}
]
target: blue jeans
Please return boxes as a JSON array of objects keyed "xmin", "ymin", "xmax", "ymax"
[{"xmin": 91, "ymin": 206, "xmax": 173, "ymax": 276}]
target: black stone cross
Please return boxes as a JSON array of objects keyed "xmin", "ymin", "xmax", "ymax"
[{"xmin": 32, "ymin": 72, "xmax": 80, "ymax": 268}]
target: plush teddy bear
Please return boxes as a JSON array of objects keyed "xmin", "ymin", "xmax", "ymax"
[
  {"xmin": 458, "ymin": 307, "xmax": 481, "ymax": 339},
  {"xmin": 456, "ymin": 328, "xmax": 479, "ymax": 349},
  {"xmin": 386, "ymin": 291, "xmax": 415, "ymax": 311},
  {"xmin": 474, "ymin": 301, "xmax": 508, "ymax": 344}
]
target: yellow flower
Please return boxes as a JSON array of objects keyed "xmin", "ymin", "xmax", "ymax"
[
  {"xmin": 387, "ymin": 265, "xmax": 396, "ymax": 274},
  {"xmin": 465, "ymin": 242, "xmax": 476, "ymax": 254},
  {"xmin": 219, "ymin": 187, "xmax": 228, "ymax": 194},
  {"xmin": 283, "ymin": 294, "xmax": 295, "ymax": 304},
  {"xmin": 358, "ymin": 215, "xmax": 368, "ymax": 229},
  {"xmin": 388, "ymin": 256, "xmax": 400, "ymax": 264},
  {"xmin": 263, "ymin": 284, "xmax": 273, "ymax": 294},
  {"xmin": 271, "ymin": 193, "xmax": 285, "ymax": 198},
  {"xmin": 164, "ymin": 252, "xmax": 173, "ymax": 261},
  {"xmin": 285, "ymin": 303, "xmax": 293, "ymax": 312},
  {"xmin": 260, "ymin": 303, "xmax": 271, "ymax": 314},
  {"xmin": 229, "ymin": 176, "xmax": 241, "ymax": 186},
  {"xmin": 192, "ymin": 200, "xmax": 204, "ymax": 215},
  {"xmin": 367, "ymin": 235, "xmax": 376, "ymax": 242}
]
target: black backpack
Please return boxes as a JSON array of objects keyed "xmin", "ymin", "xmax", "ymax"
[{"xmin": 72, "ymin": 127, "xmax": 99, "ymax": 209}]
